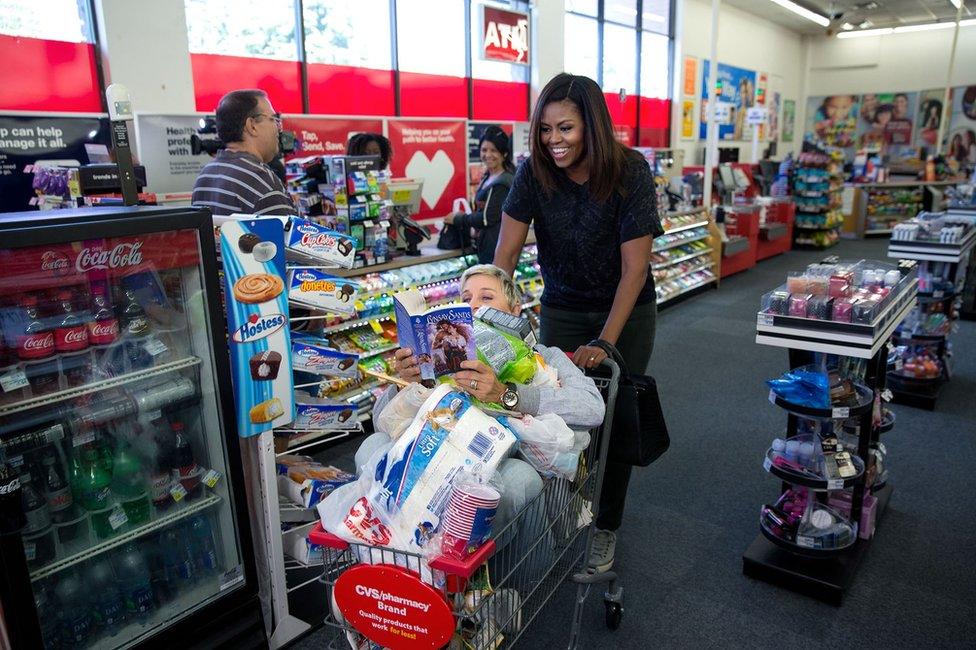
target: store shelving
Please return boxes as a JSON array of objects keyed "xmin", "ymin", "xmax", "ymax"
[{"xmin": 791, "ymin": 150, "xmax": 844, "ymax": 250}]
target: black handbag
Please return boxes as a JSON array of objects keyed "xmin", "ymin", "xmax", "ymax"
[
  {"xmin": 590, "ymin": 339, "xmax": 670, "ymax": 467},
  {"xmin": 436, "ymin": 221, "xmax": 471, "ymax": 250}
]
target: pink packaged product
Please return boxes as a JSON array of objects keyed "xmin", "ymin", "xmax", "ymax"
[
  {"xmin": 789, "ymin": 294, "xmax": 812, "ymax": 317},
  {"xmin": 832, "ymin": 298, "xmax": 855, "ymax": 322},
  {"xmin": 828, "ymin": 273, "xmax": 853, "ymax": 298}
]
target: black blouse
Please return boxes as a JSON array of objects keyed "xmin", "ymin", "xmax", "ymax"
[{"xmin": 502, "ymin": 154, "xmax": 663, "ymax": 311}]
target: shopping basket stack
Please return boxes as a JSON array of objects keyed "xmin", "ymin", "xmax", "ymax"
[{"xmin": 308, "ymin": 360, "xmax": 622, "ymax": 649}]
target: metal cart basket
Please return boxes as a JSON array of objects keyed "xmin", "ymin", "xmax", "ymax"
[{"xmin": 308, "ymin": 360, "xmax": 622, "ymax": 649}]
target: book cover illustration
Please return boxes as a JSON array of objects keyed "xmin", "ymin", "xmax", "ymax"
[{"xmin": 393, "ymin": 289, "xmax": 475, "ymax": 381}]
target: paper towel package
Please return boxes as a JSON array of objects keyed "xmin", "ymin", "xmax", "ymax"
[{"xmin": 340, "ymin": 384, "xmax": 517, "ymax": 552}]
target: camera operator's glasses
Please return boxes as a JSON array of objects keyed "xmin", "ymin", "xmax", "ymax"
[{"xmin": 251, "ymin": 113, "xmax": 282, "ymax": 128}]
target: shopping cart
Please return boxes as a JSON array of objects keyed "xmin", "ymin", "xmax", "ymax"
[{"xmin": 308, "ymin": 359, "xmax": 623, "ymax": 649}]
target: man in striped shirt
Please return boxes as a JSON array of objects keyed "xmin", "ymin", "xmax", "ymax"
[{"xmin": 192, "ymin": 89, "xmax": 297, "ymax": 217}]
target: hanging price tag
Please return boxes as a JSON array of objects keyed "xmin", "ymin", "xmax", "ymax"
[
  {"xmin": 757, "ymin": 313, "xmax": 774, "ymax": 327},
  {"xmin": 23, "ymin": 542, "xmax": 36, "ymax": 561},
  {"xmin": 170, "ymin": 483, "xmax": 188, "ymax": 502},
  {"xmin": 203, "ymin": 469, "xmax": 221, "ymax": 489},
  {"xmin": 768, "ymin": 389, "xmax": 779, "ymax": 405},
  {"xmin": 933, "ymin": 290, "xmax": 944, "ymax": 299},
  {"xmin": 109, "ymin": 505, "xmax": 129, "ymax": 530},
  {"xmin": 763, "ymin": 457, "xmax": 773, "ymax": 472},
  {"xmin": 363, "ymin": 220, "xmax": 374, "ymax": 228},
  {"xmin": 832, "ymin": 407, "xmax": 850, "ymax": 419},
  {"xmin": 380, "ymin": 220, "xmax": 391, "ymax": 229},
  {"xmin": 894, "ymin": 358, "xmax": 903, "ymax": 371},
  {"xmin": 9, "ymin": 455, "xmax": 23, "ymax": 469},
  {"xmin": 73, "ymin": 431, "xmax": 96, "ymax": 447},
  {"xmin": 796, "ymin": 535, "xmax": 815, "ymax": 548},
  {"xmin": 0, "ymin": 369, "xmax": 29, "ymax": 393},
  {"xmin": 827, "ymin": 479, "xmax": 844, "ymax": 490},
  {"xmin": 881, "ymin": 388, "xmax": 893, "ymax": 402},
  {"xmin": 144, "ymin": 338, "xmax": 169, "ymax": 357}
]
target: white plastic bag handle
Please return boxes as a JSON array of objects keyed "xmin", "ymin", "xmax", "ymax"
[{"xmin": 453, "ymin": 198, "xmax": 472, "ymax": 214}]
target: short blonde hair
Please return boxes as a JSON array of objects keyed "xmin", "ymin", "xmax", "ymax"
[{"xmin": 459, "ymin": 264, "xmax": 520, "ymax": 311}]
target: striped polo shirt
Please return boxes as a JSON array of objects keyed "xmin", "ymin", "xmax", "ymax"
[{"xmin": 191, "ymin": 149, "xmax": 297, "ymax": 217}]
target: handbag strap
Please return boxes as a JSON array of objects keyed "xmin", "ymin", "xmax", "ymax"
[
  {"xmin": 483, "ymin": 185, "xmax": 494, "ymax": 227},
  {"xmin": 588, "ymin": 338, "xmax": 629, "ymax": 376}
]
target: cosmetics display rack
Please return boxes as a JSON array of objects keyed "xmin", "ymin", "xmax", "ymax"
[
  {"xmin": 886, "ymin": 215, "xmax": 976, "ymax": 409},
  {"xmin": 792, "ymin": 151, "xmax": 844, "ymax": 250},
  {"xmin": 744, "ymin": 259, "xmax": 916, "ymax": 604}
]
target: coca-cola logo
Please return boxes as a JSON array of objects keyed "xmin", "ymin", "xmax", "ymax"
[
  {"xmin": 0, "ymin": 477, "xmax": 20, "ymax": 495},
  {"xmin": 22, "ymin": 334, "xmax": 54, "ymax": 351},
  {"xmin": 41, "ymin": 250, "xmax": 71, "ymax": 273},
  {"xmin": 59, "ymin": 328, "xmax": 88, "ymax": 344},
  {"xmin": 90, "ymin": 321, "xmax": 119, "ymax": 338},
  {"xmin": 75, "ymin": 241, "xmax": 144, "ymax": 272}
]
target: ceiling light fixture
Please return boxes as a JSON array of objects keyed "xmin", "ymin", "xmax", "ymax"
[
  {"xmin": 836, "ymin": 27, "xmax": 893, "ymax": 38},
  {"xmin": 893, "ymin": 21, "xmax": 955, "ymax": 33},
  {"xmin": 841, "ymin": 22, "xmax": 855, "ymax": 30},
  {"xmin": 767, "ymin": 0, "xmax": 831, "ymax": 27},
  {"xmin": 949, "ymin": 0, "xmax": 962, "ymax": 10},
  {"xmin": 961, "ymin": 18, "xmax": 976, "ymax": 26}
]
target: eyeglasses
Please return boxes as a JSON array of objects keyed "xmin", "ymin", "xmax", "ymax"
[{"xmin": 251, "ymin": 113, "xmax": 282, "ymax": 128}]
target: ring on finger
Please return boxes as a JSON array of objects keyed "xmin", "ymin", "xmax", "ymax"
[{"xmin": 470, "ymin": 379, "xmax": 478, "ymax": 389}]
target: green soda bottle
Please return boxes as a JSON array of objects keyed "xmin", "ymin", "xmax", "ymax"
[{"xmin": 111, "ymin": 436, "xmax": 151, "ymax": 527}]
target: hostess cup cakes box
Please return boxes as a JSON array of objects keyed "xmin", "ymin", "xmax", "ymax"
[
  {"xmin": 284, "ymin": 216, "xmax": 356, "ymax": 268},
  {"xmin": 292, "ymin": 336, "xmax": 360, "ymax": 378},
  {"xmin": 288, "ymin": 268, "xmax": 360, "ymax": 314},
  {"xmin": 293, "ymin": 398, "xmax": 359, "ymax": 430}
]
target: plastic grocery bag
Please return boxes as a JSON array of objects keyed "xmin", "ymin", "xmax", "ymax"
[
  {"xmin": 528, "ymin": 353, "xmax": 559, "ymax": 389},
  {"xmin": 508, "ymin": 413, "xmax": 590, "ymax": 480},
  {"xmin": 473, "ymin": 320, "xmax": 536, "ymax": 386},
  {"xmin": 374, "ymin": 382, "xmax": 433, "ymax": 441},
  {"xmin": 340, "ymin": 384, "xmax": 517, "ymax": 553}
]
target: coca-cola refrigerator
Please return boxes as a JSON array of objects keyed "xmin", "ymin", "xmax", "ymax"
[{"xmin": 0, "ymin": 207, "xmax": 263, "ymax": 649}]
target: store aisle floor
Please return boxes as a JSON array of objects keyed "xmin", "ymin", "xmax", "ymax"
[
  {"xmin": 522, "ymin": 237, "xmax": 976, "ymax": 648},
  {"xmin": 294, "ymin": 238, "xmax": 976, "ymax": 649}
]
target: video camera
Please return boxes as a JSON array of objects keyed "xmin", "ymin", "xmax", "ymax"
[{"xmin": 190, "ymin": 115, "xmax": 297, "ymax": 157}]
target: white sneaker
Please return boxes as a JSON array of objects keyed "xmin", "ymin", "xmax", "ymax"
[{"xmin": 587, "ymin": 529, "xmax": 616, "ymax": 573}]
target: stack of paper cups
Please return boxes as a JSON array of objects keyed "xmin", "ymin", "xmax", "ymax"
[{"xmin": 441, "ymin": 482, "xmax": 500, "ymax": 559}]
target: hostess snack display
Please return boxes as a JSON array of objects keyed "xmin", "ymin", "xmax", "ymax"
[
  {"xmin": 291, "ymin": 336, "xmax": 360, "ymax": 378},
  {"xmin": 288, "ymin": 268, "xmax": 360, "ymax": 314},
  {"xmin": 293, "ymin": 396, "xmax": 359, "ymax": 430},
  {"xmin": 249, "ymin": 350, "xmax": 282, "ymax": 381},
  {"xmin": 760, "ymin": 259, "xmax": 915, "ymax": 324},
  {"xmin": 283, "ymin": 216, "xmax": 357, "ymax": 268}
]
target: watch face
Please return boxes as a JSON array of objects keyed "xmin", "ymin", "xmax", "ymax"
[{"xmin": 502, "ymin": 390, "xmax": 518, "ymax": 408}]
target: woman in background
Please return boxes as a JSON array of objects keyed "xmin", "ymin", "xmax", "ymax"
[
  {"xmin": 444, "ymin": 126, "xmax": 516, "ymax": 264},
  {"xmin": 347, "ymin": 132, "xmax": 392, "ymax": 169}
]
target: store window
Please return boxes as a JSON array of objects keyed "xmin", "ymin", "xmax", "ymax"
[
  {"xmin": 639, "ymin": 31, "xmax": 669, "ymax": 99},
  {"xmin": 604, "ymin": 0, "xmax": 637, "ymax": 27},
  {"xmin": 0, "ymin": 0, "xmax": 92, "ymax": 42},
  {"xmin": 602, "ymin": 23, "xmax": 637, "ymax": 94},
  {"xmin": 397, "ymin": 0, "xmax": 466, "ymax": 77},
  {"xmin": 566, "ymin": 0, "xmax": 599, "ymax": 17},
  {"xmin": 641, "ymin": 0, "xmax": 671, "ymax": 36},
  {"xmin": 184, "ymin": 0, "xmax": 297, "ymax": 60},
  {"xmin": 564, "ymin": 13, "xmax": 599, "ymax": 80},
  {"xmin": 303, "ymin": 0, "xmax": 391, "ymax": 69}
]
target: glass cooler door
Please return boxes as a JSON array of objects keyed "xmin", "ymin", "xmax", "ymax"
[{"xmin": 0, "ymin": 227, "xmax": 246, "ymax": 649}]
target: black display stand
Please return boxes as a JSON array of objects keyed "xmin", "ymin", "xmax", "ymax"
[{"xmin": 745, "ymin": 262, "xmax": 916, "ymax": 604}]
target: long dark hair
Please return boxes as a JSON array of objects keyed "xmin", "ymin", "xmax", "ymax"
[
  {"xmin": 529, "ymin": 73, "xmax": 637, "ymax": 202},
  {"xmin": 479, "ymin": 125, "xmax": 516, "ymax": 175}
]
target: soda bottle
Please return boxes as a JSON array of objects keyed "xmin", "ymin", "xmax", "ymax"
[
  {"xmin": 160, "ymin": 526, "xmax": 195, "ymax": 586},
  {"xmin": 120, "ymin": 289, "xmax": 151, "ymax": 338},
  {"xmin": 16, "ymin": 294, "xmax": 55, "ymax": 360},
  {"xmin": 145, "ymin": 534, "xmax": 177, "ymax": 605},
  {"xmin": 19, "ymin": 467, "xmax": 51, "ymax": 534},
  {"xmin": 34, "ymin": 580, "xmax": 63, "ymax": 649},
  {"xmin": 170, "ymin": 422, "xmax": 201, "ymax": 500},
  {"xmin": 42, "ymin": 453, "xmax": 77, "ymax": 524},
  {"xmin": 115, "ymin": 542, "xmax": 155, "ymax": 621},
  {"xmin": 85, "ymin": 557, "xmax": 126, "ymax": 636},
  {"xmin": 53, "ymin": 290, "xmax": 90, "ymax": 353},
  {"xmin": 0, "ymin": 453, "xmax": 26, "ymax": 535},
  {"xmin": 149, "ymin": 445, "xmax": 174, "ymax": 514},
  {"xmin": 88, "ymin": 288, "xmax": 120, "ymax": 346},
  {"xmin": 188, "ymin": 514, "xmax": 219, "ymax": 576},
  {"xmin": 54, "ymin": 569, "xmax": 92, "ymax": 646},
  {"xmin": 71, "ymin": 442, "xmax": 112, "ymax": 511},
  {"xmin": 111, "ymin": 436, "xmax": 151, "ymax": 526}
]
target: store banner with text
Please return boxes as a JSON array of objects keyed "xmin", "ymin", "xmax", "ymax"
[
  {"xmin": 388, "ymin": 119, "xmax": 467, "ymax": 219},
  {"xmin": 0, "ymin": 114, "xmax": 110, "ymax": 213},
  {"xmin": 683, "ymin": 56, "xmax": 698, "ymax": 97},
  {"xmin": 482, "ymin": 6, "xmax": 530, "ymax": 65},
  {"xmin": 132, "ymin": 114, "xmax": 212, "ymax": 194},
  {"xmin": 281, "ymin": 116, "xmax": 385, "ymax": 161},
  {"xmin": 700, "ymin": 60, "xmax": 757, "ymax": 141}
]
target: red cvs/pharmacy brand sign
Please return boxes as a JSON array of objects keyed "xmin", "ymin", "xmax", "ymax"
[
  {"xmin": 482, "ymin": 7, "xmax": 530, "ymax": 65},
  {"xmin": 334, "ymin": 564, "xmax": 454, "ymax": 649}
]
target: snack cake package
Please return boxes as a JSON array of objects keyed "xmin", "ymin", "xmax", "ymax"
[
  {"xmin": 288, "ymin": 268, "xmax": 360, "ymax": 314},
  {"xmin": 217, "ymin": 216, "xmax": 296, "ymax": 437},
  {"xmin": 292, "ymin": 336, "xmax": 360, "ymax": 378},
  {"xmin": 340, "ymin": 384, "xmax": 517, "ymax": 552},
  {"xmin": 293, "ymin": 400, "xmax": 359, "ymax": 430},
  {"xmin": 284, "ymin": 216, "xmax": 356, "ymax": 268}
]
